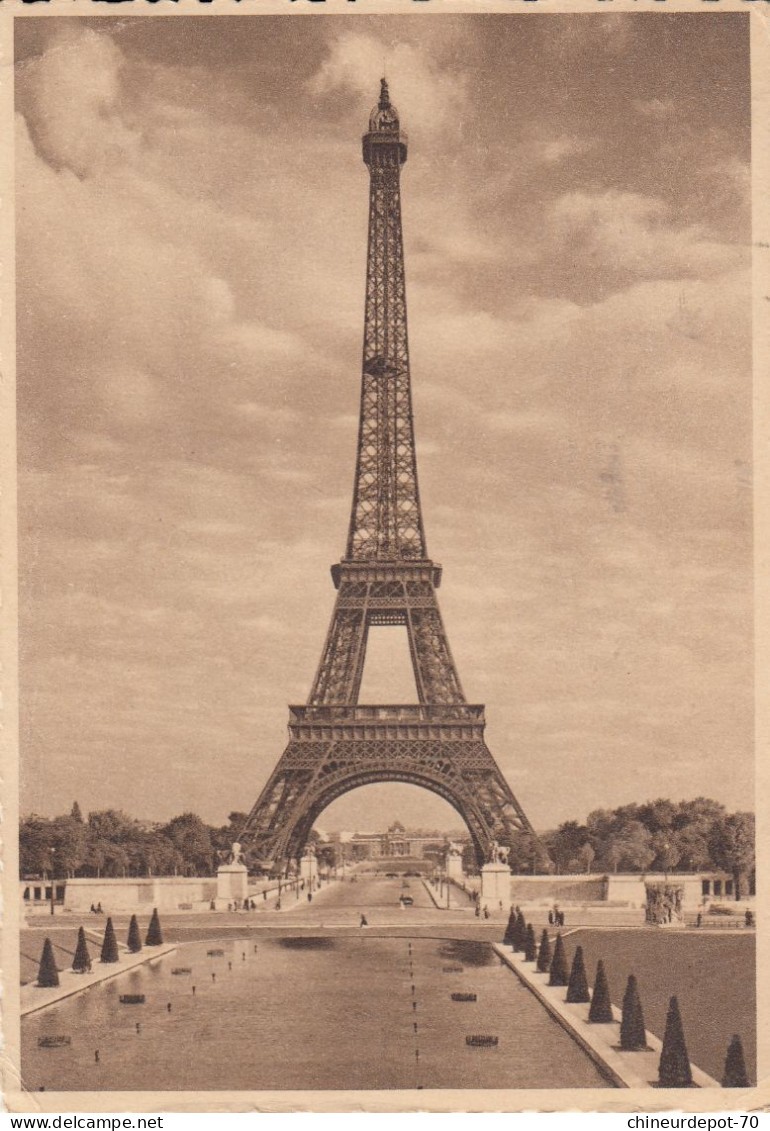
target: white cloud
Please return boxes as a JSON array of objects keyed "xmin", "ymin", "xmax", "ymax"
[
  {"xmin": 548, "ymin": 189, "xmax": 744, "ymax": 282},
  {"xmin": 19, "ymin": 26, "xmax": 140, "ymax": 178},
  {"xmin": 309, "ymin": 31, "xmax": 468, "ymax": 141}
]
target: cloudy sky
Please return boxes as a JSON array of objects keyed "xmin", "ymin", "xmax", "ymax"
[{"xmin": 15, "ymin": 12, "xmax": 752, "ymax": 833}]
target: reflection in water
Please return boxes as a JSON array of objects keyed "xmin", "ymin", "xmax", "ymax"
[
  {"xmin": 439, "ymin": 940, "xmax": 497, "ymax": 968},
  {"xmin": 23, "ymin": 937, "xmax": 609, "ymax": 1091},
  {"xmin": 278, "ymin": 937, "xmax": 336, "ymax": 950}
]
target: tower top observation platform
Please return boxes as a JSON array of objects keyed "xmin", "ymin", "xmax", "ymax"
[{"xmin": 363, "ymin": 78, "xmax": 407, "ymax": 166}]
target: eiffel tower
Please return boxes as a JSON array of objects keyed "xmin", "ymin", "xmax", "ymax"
[{"xmin": 241, "ymin": 80, "xmax": 545, "ymax": 874}]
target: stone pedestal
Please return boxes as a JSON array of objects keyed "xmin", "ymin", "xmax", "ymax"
[
  {"xmin": 480, "ymin": 862, "xmax": 511, "ymax": 907},
  {"xmin": 216, "ymin": 862, "xmax": 248, "ymax": 908},
  {"xmin": 446, "ymin": 852, "xmax": 464, "ymax": 882},
  {"xmin": 300, "ymin": 851, "xmax": 318, "ymax": 889}
]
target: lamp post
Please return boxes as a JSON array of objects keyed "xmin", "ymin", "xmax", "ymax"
[{"xmin": 48, "ymin": 846, "xmax": 56, "ymax": 916}]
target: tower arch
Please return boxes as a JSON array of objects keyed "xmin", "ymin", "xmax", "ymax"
[{"xmin": 274, "ymin": 766, "xmax": 491, "ymax": 868}]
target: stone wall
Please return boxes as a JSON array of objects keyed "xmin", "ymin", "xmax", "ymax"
[
  {"xmin": 62, "ymin": 876, "xmax": 217, "ymax": 913},
  {"xmin": 505, "ymin": 871, "xmax": 735, "ymax": 909},
  {"xmin": 509, "ymin": 876, "xmax": 607, "ymax": 904}
]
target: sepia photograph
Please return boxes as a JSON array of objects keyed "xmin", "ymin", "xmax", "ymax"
[{"xmin": 3, "ymin": 1, "xmax": 764, "ymax": 1112}]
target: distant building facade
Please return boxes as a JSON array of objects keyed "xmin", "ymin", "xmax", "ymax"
[{"xmin": 325, "ymin": 822, "xmax": 470, "ymax": 863}]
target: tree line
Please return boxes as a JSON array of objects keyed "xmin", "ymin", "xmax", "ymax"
[
  {"xmin": 540, "ymin": 797, "xmax": 754, "ymax": 897},
  {"xmin": 19, "ymin": 803, "xmax": 251, "ymax": 880},
  {"xmin": 19, "ymin": 796, "xmax": 755, "ymax": 896}
]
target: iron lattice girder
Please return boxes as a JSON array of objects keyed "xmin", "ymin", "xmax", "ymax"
[
  {"xmin": 240, "ymin": 82, "xmax": 547, "ymax": 874},
  {"xmin": 308, "ymin": 561, "xmax": 464, "ymax": 707},
  {"xmin": 239, "ymin": 736, "xmax": 536, "ymax": 869},
  {"xmin": 347, "ymin": 130, "xmax": 425, "ymax": 562}
]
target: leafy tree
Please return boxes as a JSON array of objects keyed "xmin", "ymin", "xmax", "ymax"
[
  {"xmin": 674, "ymin": 826, "xmax": 711, "ymax": 872},
  {"xmin": 50, "ymin": 815, "xmax": 87, "ymax": 878},
  {"xmin": 673, "ymin": 797, "xmax": 726, "ymax": 833},
  {"xmin": 19, "ymin": 816, "xmax": 54, "ymax": 877},
  {"xmin": 578, "ymin": 842, "xmax": 596, "ymax": 874},
  {"xmin": 545, "ymin": 822, "xmax": 590, "ymax": 873},
  {"xmin": 586, "ymin": 808, "xmax": 618, "ymax": 844},
  {"xmin": 637, "ymin": 799, "xmax": 678, "ymax": 834},
  {"xmin": 85, "ymin": 810, "xmax": 142, "ymax": 877},
  {"xmin": 211, "ymin": 811, "xmax": 249, "ymax": 860},
  {"xmin": 651, "ymin": 832, "xmax": 681, "ymax": 874},
  {"xmin": 136, "ymin": 833, "xmax": 183, "ymax": 878},
  {"xmin": 161, "ymin": 813, "xmax": 214, "ymax": 876},
  {"xmin": 599, "ymin": 821, "xmax": 655, "ymax": 873},
  {"xmin": 604, "ymin": 841, "xmax": 624, "ymax": 875},
  {"xmin": 709, "ymin": 813, "xmax": 755, "ymax": 900}
]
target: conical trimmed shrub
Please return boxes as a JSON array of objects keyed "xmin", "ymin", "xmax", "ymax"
[
  {"xmin": 72, "ymin": 927, "xmax": 91, "ymax": 974},
  {"xmin": 503, "ymin": 910, "xmax": 517, "ymax": 947},
  {"xmin": 548, "ymin": 933, "xmax": 569, "ymax": 986},
  {"xmin": 620, "ymin": 975, "xmax": 648, "ymax": 1051},
  {"xmin": 658, "ymin": 996, "xmax": 693, "ymax": 1087},
  {"xmin": 145, "ymin": 907, "xmax": 163, "ymax": 947},
  {"xmin": 100, "ymin": 917, "xmax": 120, "ymax": 964},
  {"xmin": 37, "ymin": 937, "xmax": 59, "ymax": 988},
  {"xmin": 515, "ymin": 911, "xmax": 526, "ymax": 949},
  {"xmin": 566, "ymin": 945, "xmax": 590, "ymax": 1003},
  {"xmin": 588, "ymin": 959, "xmax": 613, "ymax": 1023},
  {"xmin": 524, "ymin": 924, "xmax": 537, "ymax": 962},
  {"xmin": 722, "ymin": 1035, "xmax": 750, "ymax": 1088},
  {"xmin": 127, "ymin": 914, "xmax": 142, "ymax": 954},
  {"xmin": 536, "ymin": 929, "xmax": 551, "ymax": 973}
]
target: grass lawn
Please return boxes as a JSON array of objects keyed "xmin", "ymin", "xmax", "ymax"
[{"xmin": 563, "ymin": 929, "xmax": 755, "ymax": 1084}]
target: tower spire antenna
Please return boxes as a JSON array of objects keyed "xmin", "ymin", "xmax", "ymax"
[{"xmin": 379, "ymin": 75, "xmax": 390, "ymax": 108}]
